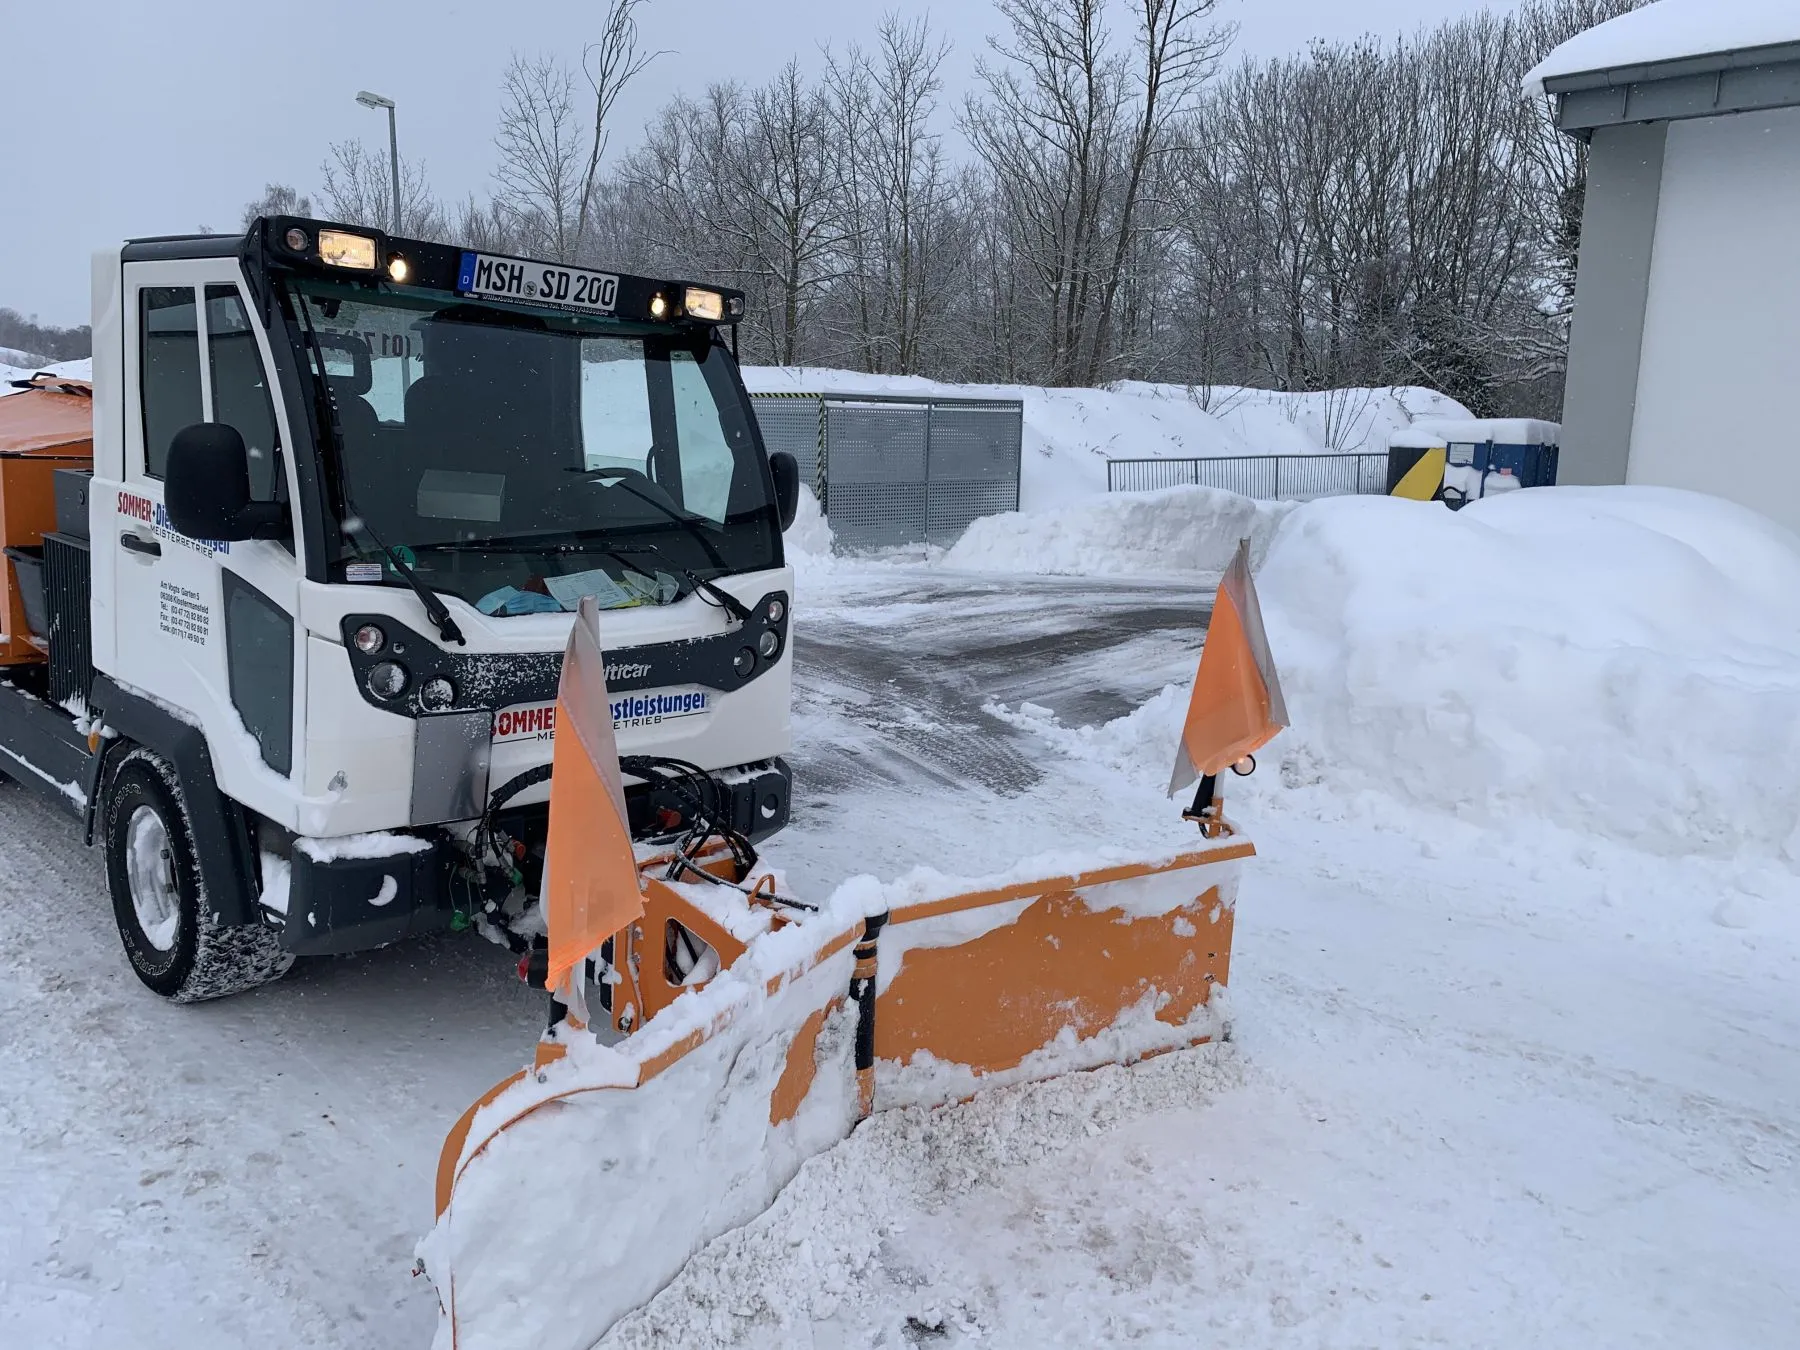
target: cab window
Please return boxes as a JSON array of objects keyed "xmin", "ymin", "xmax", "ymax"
[
  {"xmin": 140, "ymin": 287, "xmax": 201, "ymax": 478},
  {"xmin": 205, "ymin": 286, "xmax": 282, "ymax": 501}
]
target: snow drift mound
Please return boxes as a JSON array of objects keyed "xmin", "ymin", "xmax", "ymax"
[
  {"xmin": 1257, "ymin": 487, "xmax": 1800, "ymax": 857},
  {"xmin": 942, "ymin": 485, "xmax": 1293, "ymax": 577},
  {"xmin": 783, "ymin": 484, "xmax": 834, "ymax": 571}
]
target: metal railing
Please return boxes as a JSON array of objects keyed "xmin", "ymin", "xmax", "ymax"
[{"xmin": 1106, "ymin": 452, "xmax": 1387, "ymax": 500}]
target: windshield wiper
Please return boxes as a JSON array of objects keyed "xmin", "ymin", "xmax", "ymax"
[
  {"xmin": 593, "ymin": 474, "xmax": 730, "ymax": 571},
  {"xmin": 295, "ymin": 301, "xmax": 466, "ymax": 647}
]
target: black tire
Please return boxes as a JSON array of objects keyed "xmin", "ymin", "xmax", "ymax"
[{"xmin": 102, "ymin": 749, "xmax": 292, "ymax": 1002}]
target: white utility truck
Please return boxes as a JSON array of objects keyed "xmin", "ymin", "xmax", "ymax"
[{"xmin": 0, "ymin": 216, "xmax": 801, "ymax": 1000}]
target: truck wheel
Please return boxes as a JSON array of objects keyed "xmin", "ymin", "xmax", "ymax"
[{"xmin": 103, "ymin": 750, "xmax": 292, "ymax": 1002}]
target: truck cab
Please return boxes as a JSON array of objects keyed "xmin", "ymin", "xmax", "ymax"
[{"xmin": 0, "ymin": 217, "xmax": 800, "ymax": 1000}]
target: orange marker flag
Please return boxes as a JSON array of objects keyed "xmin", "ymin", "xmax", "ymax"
[
  {"xmin": 543, "ymin": 595, "xmax": 645, "ymax": 997},
  {"xmin": 1170, "ymin": 538, "xmax": 1289, "ymax": 793}
]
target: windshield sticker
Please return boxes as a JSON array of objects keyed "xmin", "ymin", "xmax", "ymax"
[
  {"xmin": 493, "ymin": 688, "xmax": 710, "ymax": 743},
  {"xmin": 118, "ymin": 489, "xmax": 231, "ymax": 557},
  {"xmin": 345, "ymin": 562, "xmax": 384, "ymax": 583}
]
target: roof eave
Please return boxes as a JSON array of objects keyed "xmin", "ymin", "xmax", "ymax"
[{"xmin": 1542, "ymin": 40, "xmax": 1800, "ymax": 140}]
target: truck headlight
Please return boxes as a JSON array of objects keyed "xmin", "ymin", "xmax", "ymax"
[
  {"xmin": 419, "ymin": 676, "xmax": 455, "ymax": 711},
  {"xmin": 732, "ymin": 647, "xmax": 755, "ymax": 677},
  {"xmin": 318, "ymin": 230, "xmax": 378, "ymax": 270},
  {"xmin": 757, "ymin": 629, "xmax": 781, "ymax": 660},
  {"xmin": 353, "ymin": 623, "xmax": 387, "ymax": 654},
  {"xmin": 367, "ymin": 661, "xmax": 408, "ymax": 700},
  {"xmin": 682, "ymin": 287, "xmax": 725, "ymax": 322}
]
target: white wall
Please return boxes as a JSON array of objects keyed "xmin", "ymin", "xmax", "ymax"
[{"xmin": 1629, "ymin": 106, "xmax": 1800, "ymax": 534}]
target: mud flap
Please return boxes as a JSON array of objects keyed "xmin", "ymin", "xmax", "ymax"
[{"xmin": 424, "ymin": 841, "xmax": 1250, "ymax": 1350}]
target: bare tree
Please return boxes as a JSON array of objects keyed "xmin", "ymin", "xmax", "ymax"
[
  {"xmin": 493, "ymin": 54, "xmax": 588, "ymax": 260},
  {"xmin": 319, "ymin": 140, "xmax": 444, "ymax": 236},
  {"xmin": 574, "ymin": 0, "xmax": 663, "ymax": 251},
  {"xmin": 963, "ymin": 0, "xmax": 1231, "ymax": 386},
  {"xmin": 825, "ymin": 14, "xmax": 957, "ymax": 373},
  {"xmin": 240, "ymin": 182, "xmax": 313, "ymax": 229}
]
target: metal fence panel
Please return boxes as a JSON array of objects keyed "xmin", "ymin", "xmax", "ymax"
[
  {"xmin": 925, "ymin": 405, "xmax": 1022, "ymax": 544},
  {"xmin": 750, "ymin": 392, "xmax": 1024, "ymax": 551},
  {"xmin": 748, "ymin": 396, "xmax": 821, "ymax": 489},
  {"xmin": 1106, "ymin": 453, "xmax": 1387, "ymax": 501},
  {"xmin": 823, "ymin": 403, "xmax": 930, "ymax": 548}
]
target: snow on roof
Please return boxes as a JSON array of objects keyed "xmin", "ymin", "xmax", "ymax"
[
  {"xmin": 1524, "ymin": 0, "xmax": 1800, "ymax": 96},
  {"xmin": 1388, "ymin": 418, "xmax": 1560, "ymax": 449}
]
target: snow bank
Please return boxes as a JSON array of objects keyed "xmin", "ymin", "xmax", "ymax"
[
  {"xmin": 1256, "ymin": 486, "xmax": 1800, "ymax": 857},
  {"xmin": 744, "ymin": 366, "xmax": 1468, "ymax": 511},
  {"xmin": 0, "ymin": 357, "xmax": 90, "ymax": 394},
  {"xmin": 991, "ymin": 484, "xmax": 1800, "ymax": 859},
  {"xmin": 1525, "ymin": 0, "xmax": 1798, "ymax": 95},
  {"xmin": 782, "ymin": 484, "xmax": 834, "ymax": 569},
  {"xmin": 942, "ymin": 484, "xmax": 1293, "ymax": 577}
]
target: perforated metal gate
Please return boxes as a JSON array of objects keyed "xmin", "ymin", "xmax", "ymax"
[{"xmin": 751, "ymin": 392, "xmax": 1023, "ymax": 550}]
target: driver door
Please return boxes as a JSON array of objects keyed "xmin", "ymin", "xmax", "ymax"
[{"xmin": 110, "ymin": 259, "xmax": 306, "ymax": 822}]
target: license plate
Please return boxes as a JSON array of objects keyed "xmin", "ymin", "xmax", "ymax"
[{"xmin": 456, "ymin": 251, "xmax": 619, "ymax": 315}]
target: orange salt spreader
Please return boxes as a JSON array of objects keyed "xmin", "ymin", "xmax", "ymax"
[{"xmin": 0, "ymin": 375, "xmax": 93, "ymax": 665}]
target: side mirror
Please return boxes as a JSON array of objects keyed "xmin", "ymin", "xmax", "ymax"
[
  {"xmin": 769, "ymin": 451, "xmax": 800, "ymax": 532},
  {"xmin": 165, "ymin": 423, "xmax": 286, "ymax": 542}
]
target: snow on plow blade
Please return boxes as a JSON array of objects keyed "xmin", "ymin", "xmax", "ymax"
[{"xmin": 421, "ymin": 839, "xmax": 1250, "ymax": 1350}]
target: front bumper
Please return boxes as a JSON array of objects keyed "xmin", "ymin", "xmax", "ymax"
[
  {"xmin": 279, "ymin": 844, "xmax": 453, "ymax": 957},
  {"xmin": 276, "ymin": 757, "xmax": 793, "ymax": 957}
]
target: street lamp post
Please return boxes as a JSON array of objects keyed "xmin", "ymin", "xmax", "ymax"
[{"xmin": 354, "ymin": 90, "xmax": 402, "ymax": 234}]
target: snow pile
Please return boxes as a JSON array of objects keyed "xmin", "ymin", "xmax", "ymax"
[
  {"xmin": 988, "ymin": 485, "xmax": 1800, "ymax": 859},
  {"xmin": 1257, "ymin": 486, "xmax": 1800, "ymax": 857},
  {"xmin": 1525, "ymin": 0, "xmax": 1798, "ymax": 95},
  {"xmin": 744, "ymin": 365, "xmax": 1468, "ymax": 510},
  {"xmin": 781, "ymin": 484, "xmax": 835, "ymax": 571},
  {"xmin": 943, "ymin": 484, "xmax": 1292, "ymax": 577},
  {"xmin": 0, "ymin": 356, "xmax": 90, "ymax": 394}
]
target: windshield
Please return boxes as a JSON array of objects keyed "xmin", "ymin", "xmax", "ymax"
[{"xmin": 288, "ymin": 279, "xmax": 779, "ymax": 616}]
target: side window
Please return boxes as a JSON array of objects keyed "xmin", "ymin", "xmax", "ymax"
[
  {"xmin": 669, "ymin": 349, "xmax": 734, "ymax": 524},
  {"xmin": 204, "ymin": 286, "xmax": 281, "ymax": 501},
  {"xmin": 140, "ymin": 287, "xmax": 202, "ymax": 478}
]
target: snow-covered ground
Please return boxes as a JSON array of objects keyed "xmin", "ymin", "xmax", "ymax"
[
  {"xmin": 744, "ymin": 365, "xmax": 1469, "ymax": 509},
  {"xmin": 597, "ymin": 486, "xmax": 1800, "ymax": 1349},
  {"xmin": 0, "ymin": 355, "xmax": 1794, "ymax": 1350}
]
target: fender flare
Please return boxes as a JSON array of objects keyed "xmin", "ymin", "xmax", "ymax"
[{"xmin": 88, "ymin": 674, "xmax": 261, "ymax": 928}]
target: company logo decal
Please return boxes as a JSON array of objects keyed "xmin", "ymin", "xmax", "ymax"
[
  {"xmin": 118, "ymin": 489, "xmax": 231, "ymax": 556},
  {"xmin": 492, "ymin": 688, "xmax": 710, "ymax": 743},
  {"xmin": 606, "ymin": 661, "xmax": 652, "ymax": 682}
]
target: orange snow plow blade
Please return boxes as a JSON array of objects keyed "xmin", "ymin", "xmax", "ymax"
[
  {"xmin": 424, "ymin": 838, "xmax": 1250, "ymax": 1350},
  {"xmin": 420, "ymin": 560, "xmax": 1277, "ymax": 1350}
]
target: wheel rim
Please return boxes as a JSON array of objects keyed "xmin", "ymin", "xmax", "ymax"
[{"xmin": 125, "ymin": 804, "xmax": 181, "ymax": 952}]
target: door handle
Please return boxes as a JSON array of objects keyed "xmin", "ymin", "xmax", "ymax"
[{"xmin": 120, "ymin": 531, "xmax": 162, "ymax": 558}]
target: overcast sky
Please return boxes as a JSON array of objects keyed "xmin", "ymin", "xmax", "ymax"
[{"xmin": 6, "ymin": 0, "xmax": 1502, "ymax": 327}]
